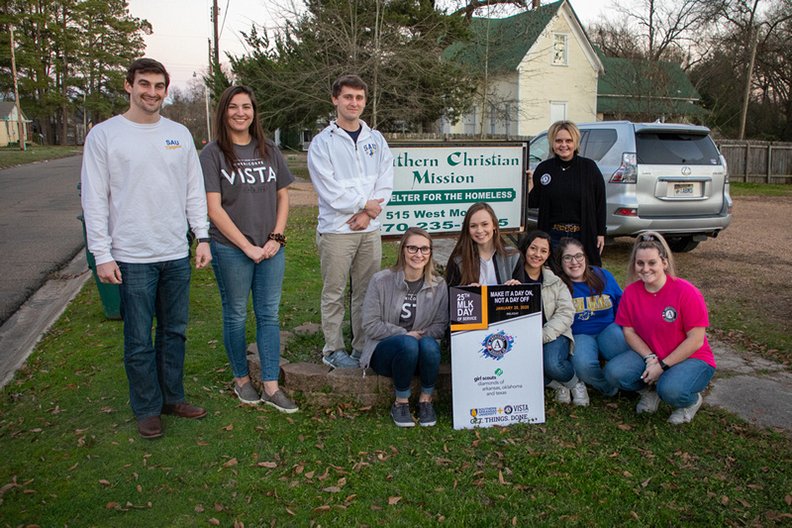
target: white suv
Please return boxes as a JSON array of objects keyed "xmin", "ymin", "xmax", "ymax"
[{"xmin": 528, "ymin": 121, "xmax": 732, "ymax": 252}]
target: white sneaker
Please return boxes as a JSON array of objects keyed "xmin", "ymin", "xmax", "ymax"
[
  {"xmin": 548, "ymin": 381, "xmax": 571, "ymax": 404},
  {"xmin": 571, "ymin": 381, "xmax": 590, "ymax": 407},
  {"xmin": 636, "ymin": 388, "xmax": 660, "ymax": 414},
  {"xmin": 668, "ymin": 394, "xmax": 703, "ymax": 425}
]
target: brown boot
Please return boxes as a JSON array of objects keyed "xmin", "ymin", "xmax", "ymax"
[
  {"xmin": 162, "ymin": 402, "xmax": 207, "ymax": 419},
  {"xmin": 137, "ymin": 415, "xmax": 163, "ymax": 439}
]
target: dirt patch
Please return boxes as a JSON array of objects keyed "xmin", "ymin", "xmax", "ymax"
[
  {"xmin": 608, "ymin": 195, "xmax": 792, "ymax": 364},
  {"xmin": 289, "ymin": 181, "xmax": 319, "ymax": 207}
]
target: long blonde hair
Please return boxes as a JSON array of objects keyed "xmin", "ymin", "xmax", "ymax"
[{"xmin": 627, "ymin": 231, "xmax": 676, "ymax": 283}]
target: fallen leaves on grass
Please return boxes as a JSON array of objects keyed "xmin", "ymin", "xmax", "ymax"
[
  {"xmin": 223, "ymin": 458, "xmax": 238, "ymax": 468},
  {"xmin": 257, "ymin": 461, "xmax": 278, "ymax": 469},
  {"xmin": 98, "ymin": 479, "xmax": 111, "ymax": 487},
  {"xmin": 388, "ymin": 496, "xmax": 401, "ymax": 505}
]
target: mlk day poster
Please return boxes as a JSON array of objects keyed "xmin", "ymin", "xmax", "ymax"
[{"xmin": 450, "ymin": 284, "xmax": 544, "ymax": 430}]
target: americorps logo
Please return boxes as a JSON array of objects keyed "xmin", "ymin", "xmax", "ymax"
[{"xmin": 479, "ymin": 330, "xmax": 514, "ymax": 360}]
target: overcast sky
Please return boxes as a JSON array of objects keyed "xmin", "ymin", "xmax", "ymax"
[{"xmin": 126, "ymin": 0, "xmax": 612, "ymax": 90}]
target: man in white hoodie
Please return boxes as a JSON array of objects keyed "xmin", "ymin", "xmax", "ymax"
[
  {"xmin": 308, "ymin": 75, "xmax": 394, "ymax": 369},
  {"xmin": 81, "ymin": 58, "xmax": 211, "ymax": 439}
]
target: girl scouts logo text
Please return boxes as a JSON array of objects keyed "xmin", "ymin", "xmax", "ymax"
[{"xmin": 480, "ymin": 330, "xmax": 514, "ymax": 360}]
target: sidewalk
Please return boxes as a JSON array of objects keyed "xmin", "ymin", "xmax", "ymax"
[{"xmin": 0, "ymin": 252, "xmax": 90, "ymax": 387}]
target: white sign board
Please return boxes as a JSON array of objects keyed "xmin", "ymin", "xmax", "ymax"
[
  {"xmin": 450, "ymin": 285, "xmax": 545, "ymax": 430},
  {"xmin": 381, "ymin": 144, "xmax": 527, "ymax": 237}
]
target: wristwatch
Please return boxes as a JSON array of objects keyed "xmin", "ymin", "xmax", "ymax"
[
  {"xmin": 658, "ymin": 359, "xmax": 670, "ymax": 371},
  {"xmin": 198, "ymin": 238, "xmax": 211, "ymax": 244}
]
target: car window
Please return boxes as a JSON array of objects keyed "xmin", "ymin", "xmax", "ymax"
[
  {"xmin": 636, "ymin": 133, "xmax": 721, "ymax": 165},
  {"xmin": 583, "ymin": 129, "xmax": 617, "ymax": 161},
  {"xmin": 529, "ymin": 134, "xmax": 549, "ymax": 163}
]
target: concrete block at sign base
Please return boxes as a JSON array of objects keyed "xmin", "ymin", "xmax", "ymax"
[
  {"xmin": 280, "ymin": 361, "xmax": 333, "ymax": 393},
  {"xmin": 326, "ymin": 366, "xmax": 382, "ymax": 394}
]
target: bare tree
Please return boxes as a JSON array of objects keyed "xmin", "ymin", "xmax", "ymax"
[{"xmin": 608, "ymin": 0, "xmax": 720, "ymax": 63}]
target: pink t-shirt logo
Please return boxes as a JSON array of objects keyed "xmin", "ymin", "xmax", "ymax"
[{"xmin": 662, "ymin": 306, "xmax": 678, "ymax": 323}]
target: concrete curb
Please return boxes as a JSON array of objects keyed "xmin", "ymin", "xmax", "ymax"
[{"xmin": 0, "ymin": 251, "xmax": 90, "ymax": 388}]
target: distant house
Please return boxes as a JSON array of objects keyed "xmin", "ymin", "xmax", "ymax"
[
  {"xmin": 443, "ymin": 0, "xmax": 603, "ymax": 137},
  {"xmin": 596, "ymin": 50, "xmax": 705, "ymax": 123},
  {"xmin": 0, "ymin": 102, "xmax": 30, "ymax": 147},
  {"xmin": 442, "ymin": 1, "xmax": 705, "ymax": 136}
]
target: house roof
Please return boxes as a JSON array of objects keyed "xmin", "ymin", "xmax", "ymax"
[
  {"xmin": 597, "ymin": 51, "xmax": 704, "ymax": 116},
  {"xmin": 445, "ymin": 1, "xmax": 564, "ymax": 73},
  {"xmin": 0, "ymin": 102, "xmax": 18, "ymax": 119}
]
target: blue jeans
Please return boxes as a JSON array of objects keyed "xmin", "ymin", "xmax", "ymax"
[
  {"xmin": 571, "ymin": 323, "xmax": 630, "ymax": 396},
  {"xmin": 211, "ymin": 241, "xmax": 285, "ymax": 382},
  {"xmin": 118, "ymin": 257, "xmax": 191, "ymax": 418},
  {"xmin": 604, "ymin": 351, "xmax": 716, "ymax": 408},
  {"xmin": 369, "ymin": 335, "xmax": 441, "ymax": 399},
  {"xmin": 543, "ymin": 336, "xmax": 575, "ymax": 386}
]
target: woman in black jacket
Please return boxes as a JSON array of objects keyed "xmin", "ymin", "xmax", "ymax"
[{"xmin": 528, "ymin": 120, "xmax": 606, "ymax": 266}]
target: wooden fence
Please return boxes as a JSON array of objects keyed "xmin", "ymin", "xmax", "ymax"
[{"xmin": 716, "ymin": 140, "xmax": 792, "ymax": 184}]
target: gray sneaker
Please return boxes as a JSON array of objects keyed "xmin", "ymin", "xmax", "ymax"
[
  {"xmin": 668, "ymin": 393, "xmax": 703, "ymax": 425},
  {"xmin": 322, "ymin": 350, "xmax": 359, "ymax": 369},
  {"xmin": 636, "ymin": 388, "xmax": 661, "ymax": 414},
  {"xmin": 418, "ymin": 401, "xmax": 437, "ymax": 427},
  {"xmin": 261, "ymin": 389, "xmax": 299, "ymax": 414},
  {"xmin": 234, "ymin": 382, "xmax": 261, "ymax": 405},
  {"xmin": 390, "ymin": 402, "xmax": 415, "ymax": 428}
]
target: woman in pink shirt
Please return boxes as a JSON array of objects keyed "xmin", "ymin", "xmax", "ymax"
[{"xmin": 604, "ymin": 232, "xmax": 716, "ymax": 424}]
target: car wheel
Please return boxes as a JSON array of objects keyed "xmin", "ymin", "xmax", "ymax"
[{"xmin": 667, "ymin": 236, "xmax": 700, "ymax": 253}]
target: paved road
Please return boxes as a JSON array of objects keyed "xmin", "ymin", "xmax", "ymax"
[{"xmin": 0, "ymin": 155, "xmax": 85, "ymax": 325}]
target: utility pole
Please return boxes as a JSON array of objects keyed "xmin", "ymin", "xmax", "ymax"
[
  {"xmin": 9, "ymin": 26, "xmax": 26, "ymax": 151},
  {"xmin": 212, "ymin": 0, "xmax": 220, "ymax": 67}
]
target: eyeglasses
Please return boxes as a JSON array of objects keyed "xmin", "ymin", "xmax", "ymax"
[
  {"xmin": 405, "ymin": 245, "xmax": 431, "ymax": 255},
  {"xmin": 561, "ymin": 253, "xmax": 585, "ymax": 263}
]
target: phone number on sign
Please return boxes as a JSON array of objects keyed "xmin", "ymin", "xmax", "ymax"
[{"xmin": 382, "ymin": 218, "xmax": 508, "ymax": 233}]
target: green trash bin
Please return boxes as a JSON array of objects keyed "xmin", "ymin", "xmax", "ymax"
[
  {"xmin": 78, "ymin": 213, "xmax": 121, "ymax": 320},
  {"xmin": 77, "ymin": 181, "xmax": 122, "ymax": 320}
]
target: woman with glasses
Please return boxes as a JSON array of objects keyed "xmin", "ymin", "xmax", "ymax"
[
  {"xmin": 199, "ymin": 85, "xmax": 297, "ymax": 412},
  {"xmin": 528, "ymin": 120, "xmax": 606, "ymax": 265},
  {"xmin": 510, "ymin": 231, "xmax": 589, "ymax": 406},
  {"xmin": 445, "ymin": 202, "xmax": 520, "ymax": 287},
  {"xmin": 555, "ymin": 237, "xmax": 628, "ymax": 399},
  {"xmin": 604, "ymin": 232, "xmax": 716, "ymax": 424},
  {"xmin": 360, "ymin": 227, "xmax": 449, "ymax": 427}
]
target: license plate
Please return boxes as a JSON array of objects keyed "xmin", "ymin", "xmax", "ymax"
[{"xmin": 671, "ymin": 182, "xmax": 698, "ymax": 197}]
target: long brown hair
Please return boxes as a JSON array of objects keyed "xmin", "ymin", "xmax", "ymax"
[
  {"xmin": 626, "ymin": 231, "xmax": 676, "ymax": 283},
  {"xmin": 214, "ymin": 85, "xmax": 268, "ymax": 169},
  {"xmin": 393, "ymin": 227, "xmax": 437, "ymax": 284},
  {"xmin": 554, "ymin": 237, "xmax": 605, "ymax": 295},
  {"xmin": 447, "ymin": 202, "xmax": 513, "ymax": 285}
]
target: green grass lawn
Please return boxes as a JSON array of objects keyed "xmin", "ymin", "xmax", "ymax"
[
  {"xmin": 0, "ymin": 145, "xmax": 82, "ymax": 170},
  {"xmin": 729, "ymin": 182, "xmax": 792, "ymax": 197},
  {"xmin": 1, "ymin": 206, "xmax": 790, "ymax": 527}
]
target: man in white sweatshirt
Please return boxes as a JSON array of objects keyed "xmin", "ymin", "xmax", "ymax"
[
  {"xmin": 81, "ymin": 58, "xmax": 211, "ymax": 439},
  {"xmin": 308, "ymin": 75, "xmax": 394, "ymax": 369}
]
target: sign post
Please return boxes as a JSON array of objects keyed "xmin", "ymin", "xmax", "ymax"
[{"xmin": 450, "ymin": 284, "xmax": 545, "ymax": 430}]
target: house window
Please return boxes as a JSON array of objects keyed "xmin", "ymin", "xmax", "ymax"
[
  {"xmin": 550, "ymin": 101, "xmax": 567, "ymax": 123},
  {"xmin": 552, "ymin": 33, "xmax": 568, "ymax": 66}
]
